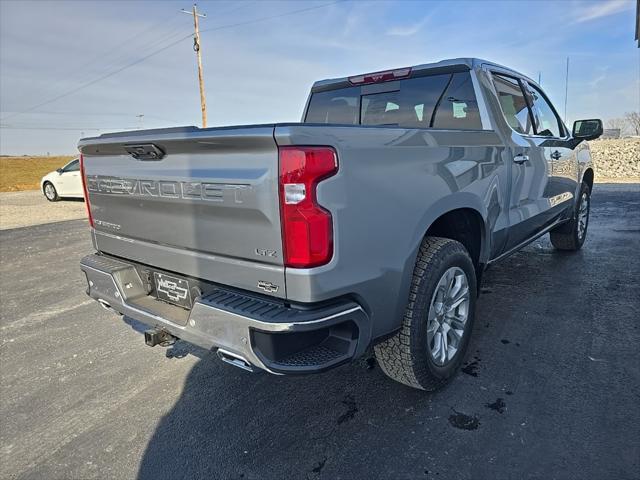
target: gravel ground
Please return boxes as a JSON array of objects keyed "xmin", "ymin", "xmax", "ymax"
[
  {"xmin": 0, "ymin": 184, "xmax": 638, "ymax": 480},
  {"xmin": 0, "ymin": 191, "xmax": 87, "ymax": 230},
  {"xmin": 590, "ymin": 138, "xmax": 640, "ymax": 181}
]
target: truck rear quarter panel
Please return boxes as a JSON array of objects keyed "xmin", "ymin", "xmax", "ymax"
[{"xmin": 275, "ymin": 124, "xmax": 509, "ymax": 340}]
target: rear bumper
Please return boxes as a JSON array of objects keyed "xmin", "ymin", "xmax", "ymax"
[{"xmin": 80, "ymin": 253, "xmax": 369, "ymax": 374}]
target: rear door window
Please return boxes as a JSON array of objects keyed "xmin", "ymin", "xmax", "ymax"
[
  {"xmin": 431, "ymin": 72, "xmax": 481, "ymax": 129},
  {"xmin": 305, "ymin": 71, "xmax": 482, "ymax": 130},
  {"xmin": 491, "ymin": 74, "xmax": 533, "ymax": 134}
]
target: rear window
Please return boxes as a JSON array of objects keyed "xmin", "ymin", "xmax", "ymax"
[
  {"xmin": 305, "ymin": 71, "xmax": 482, "ymax": 130},
  {"xmin": 305, "ymin": 86, "xmax": 360, "ymax": 124}
]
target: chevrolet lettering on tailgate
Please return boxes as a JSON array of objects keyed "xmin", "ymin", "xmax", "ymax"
[{"xmin": 87, "ymin": 175, "xmax": 250, "ymax": 203}]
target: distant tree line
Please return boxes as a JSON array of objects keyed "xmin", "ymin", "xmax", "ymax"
[{"xmin": 606, "ymin": 112, "xmax": 640, "ymax": 136}]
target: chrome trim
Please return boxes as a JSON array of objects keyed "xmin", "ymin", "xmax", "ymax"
[
  {"xmin": 199, "ymin": 304, "xmax": 363, "ymax": 333},
  {"xmin": 488, "ymin": 218, "xmax": 567, "ymax": 265},
  {"xmin": 217, "ymin": 349, "xmax": 255, "ymax": 372},
  {"xmin": 549, "ymin": 191, "xmax": 574, "ymax": 207},
  {"xmin": 513, "ymin": 154, "xmax": 529, "ymax": 164},
  {"xmin": 82, "ymin": 264, "xmax": 180, "ymax": 326},
  {"xmin": 80, "ymin": 256, "xmax": 364, "ymax": 374}
]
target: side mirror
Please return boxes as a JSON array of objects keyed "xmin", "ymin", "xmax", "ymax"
[
  {"xmin": 56, "ymin": 168, "xmax": 63, "ymax": 174},
  {"xmin": 572, "ymin": 119, "xmax": 603, "ymax": 141}
]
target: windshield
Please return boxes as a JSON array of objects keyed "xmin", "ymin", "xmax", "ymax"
[
  {"xmin": 305, "ymin": 71, "xmax": 481, "ymax": 130},
  {"xmin": 62, "ymin": 159, "xmax": 80, "ymax": 172}
]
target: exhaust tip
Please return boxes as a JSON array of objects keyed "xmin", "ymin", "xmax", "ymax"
[
  {"xmin": 97, "ymin": 299, "xmax": 112, "ymax": 311},
  {"xmin": 217, "ymin": 349, "xmax": 255, "ymax": 372}
]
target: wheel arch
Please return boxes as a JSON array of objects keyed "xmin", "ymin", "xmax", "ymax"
[
  {"xmin": 396, "ymin": 194, "xmax": 490, "ymax": 313},
  {"xmin": 414, "ymin": 193, "xmax": 490, "ymax": 266},
  {"xmin": 424, "ymin": 207, "xmax": 487, "ymax": 273}
]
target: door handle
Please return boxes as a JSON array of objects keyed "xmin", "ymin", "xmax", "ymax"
[
  {"xmin": 513, "ymin": 154, "xmax": 529, "ymax": 164},
  {"xmin": 550, "ymin": 150, "xmax": 562, "ymax": 160}
]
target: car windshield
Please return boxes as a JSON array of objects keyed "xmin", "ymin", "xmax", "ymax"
[{"xmin": 63, "ymin": 159, "xmax": 80, "ymax": 172}]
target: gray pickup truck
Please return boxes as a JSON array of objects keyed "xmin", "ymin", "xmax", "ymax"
[{"xmin": 79, "ymin": 58, "xmax": 602, "ymax": 390}]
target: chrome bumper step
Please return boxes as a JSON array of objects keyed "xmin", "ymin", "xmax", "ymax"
[{"xmin": 80, "ymin": 253, "xmax": 369, "ymax": 374}]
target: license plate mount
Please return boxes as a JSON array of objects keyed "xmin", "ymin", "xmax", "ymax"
[{"xmin": 153, "ymin": 272, "xmax": 192, "ymax": 309}]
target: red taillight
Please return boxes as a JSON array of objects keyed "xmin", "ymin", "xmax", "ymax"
[
  {"xmin": 348, "ymin": 67, "xmax": 411, "ymax": 85},
  {"xmin": 279, "ymin": 146, "xmax": 338, "ymax": 268},
  {"xmin": 79, "ymin": 154, "xmax": 94, "ymax": 227}
]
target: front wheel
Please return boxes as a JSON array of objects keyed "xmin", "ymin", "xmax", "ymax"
[
  {"xmin": 374, "ymin": 237, "xmax": 477, "ymax": 391},
  {"xmin": 550, "ymin": 183, "xmax": 590, "ymax": 251},
  {"xmin": 43, "ymin": 182, "xmax": 59, "ymax": 202}
]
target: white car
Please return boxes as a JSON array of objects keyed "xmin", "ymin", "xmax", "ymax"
[{"xmin": 41, "ymin": 158, "xmax": 84, "ymax": 201}]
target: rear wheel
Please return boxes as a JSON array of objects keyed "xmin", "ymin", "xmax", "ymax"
[
  {"xmin": 550, "ymin": 182, "xmax": 590, "ymax": 251},
  {"xmin": 374, "ymin": 237, "xmax": 477, "ymax": 391},
  {"xmin": 43, "ymin": 182, "xmax": 59, "ymax": 202}
]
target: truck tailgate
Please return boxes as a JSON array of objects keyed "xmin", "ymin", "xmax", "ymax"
[{"xmin": 78, "ymin": 125, "xmax": 286, "ymax": 298}]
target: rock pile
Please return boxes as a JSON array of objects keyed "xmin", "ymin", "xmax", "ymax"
[{"xmin": 589, "ymin": 138, "xmax": 640, "ymax": 181}]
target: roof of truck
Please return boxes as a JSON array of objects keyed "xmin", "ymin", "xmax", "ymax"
[{"xmin": 311, "ymin": 57, "xmax": 531, "ymax": 92}]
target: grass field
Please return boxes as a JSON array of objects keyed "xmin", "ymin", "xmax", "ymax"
[{"xmin": 0, "ymin": 156, "xmax": 75, "ymax": 192}]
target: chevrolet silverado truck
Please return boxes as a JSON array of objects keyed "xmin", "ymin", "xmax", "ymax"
[{"xmin": 79, "ymin": 58, "xmax": 602, "ymax": 390}]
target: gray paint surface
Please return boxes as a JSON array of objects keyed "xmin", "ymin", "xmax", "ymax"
[
  {"xmin": 78, "ymin": 58, "xmax": 594, "ymax": 347},
  {"xmin": 1, "ymin": 184, "xmax": 638, "ymax": 478}
]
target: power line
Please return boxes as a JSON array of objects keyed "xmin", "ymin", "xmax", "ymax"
[
  {"xmin": 0, "ymin": 32, "xmax": 194, "ymax": 122},
  {"xmin": 0, "ymin": 111, "xmax": 179, "ymax": 123},
  {"xmin": 213, "ymin": 1, "xmax": 256, "ymax": 17},
  {"xmin": 199, "ymin": 0, "xmax": 342, "ymax": 35},
  {"xmin": 0, "ymin": 1, "xmax": 344, "ymax": 122},
  {"xmin": 29, "ymin": 13, "xmax": 187, "ymax": 107}
]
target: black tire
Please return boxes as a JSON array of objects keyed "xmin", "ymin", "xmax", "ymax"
[
  {"xmin": 550, "ymin": 183, "xmax": 590, "ymax": 251},
  {"xmin": 43, "ymin": 182, "xmax": 59, "ymax": 202},
  {"xmin": 374, "ymin": 237, "xmax": 477, "ymax": 391}
]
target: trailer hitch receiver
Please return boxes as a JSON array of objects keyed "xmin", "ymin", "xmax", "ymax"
[{"xmin": 144, "ymin": 328, "xmax": 176, "ymax": 347}]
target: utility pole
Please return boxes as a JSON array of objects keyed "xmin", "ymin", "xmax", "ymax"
[
  {"xmin": 181, "ymin": 4, "xmax": 207, "ymax": 128},
  {"xmin": 136, "ymin": 114, "xmax": 144, "ymax": 129}
]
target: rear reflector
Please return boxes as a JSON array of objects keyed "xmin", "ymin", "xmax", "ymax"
[
  {"xmin": 279, "ymin": 146, "xmax": 338, "ymax": 268},
  {"xmin": 348, "ymin": 67, "xmax": 411, "ymax": 85},
  {"xmin": 79, "ymin": 154, "xmax": 94, "ymax": 227}
]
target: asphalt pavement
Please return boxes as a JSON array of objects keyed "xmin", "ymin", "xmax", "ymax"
[{"xmin": 1, "ymin": 184, "xmax": 639, "ymax": 480}]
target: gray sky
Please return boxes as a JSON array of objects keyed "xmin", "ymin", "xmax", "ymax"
[{"xmin": 1, "ymin": 0, "xmax": 638, "ymax": 155}]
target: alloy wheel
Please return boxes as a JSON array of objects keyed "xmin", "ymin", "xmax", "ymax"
[
  {"xmin": 44, "ymin": 183, "xmax": 56, "ymax": 200},
  {"xmin": 577, "ymin": 192, "xmax": 589, "ymax": 240},
  {"xmin": 426, "ymin": 267, "xmax": 470, "ymax": 366}
]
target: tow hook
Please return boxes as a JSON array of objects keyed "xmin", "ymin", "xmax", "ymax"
[{"xmin": 144, "ymin": 328, "xmax": 176, "ymax": 347}]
